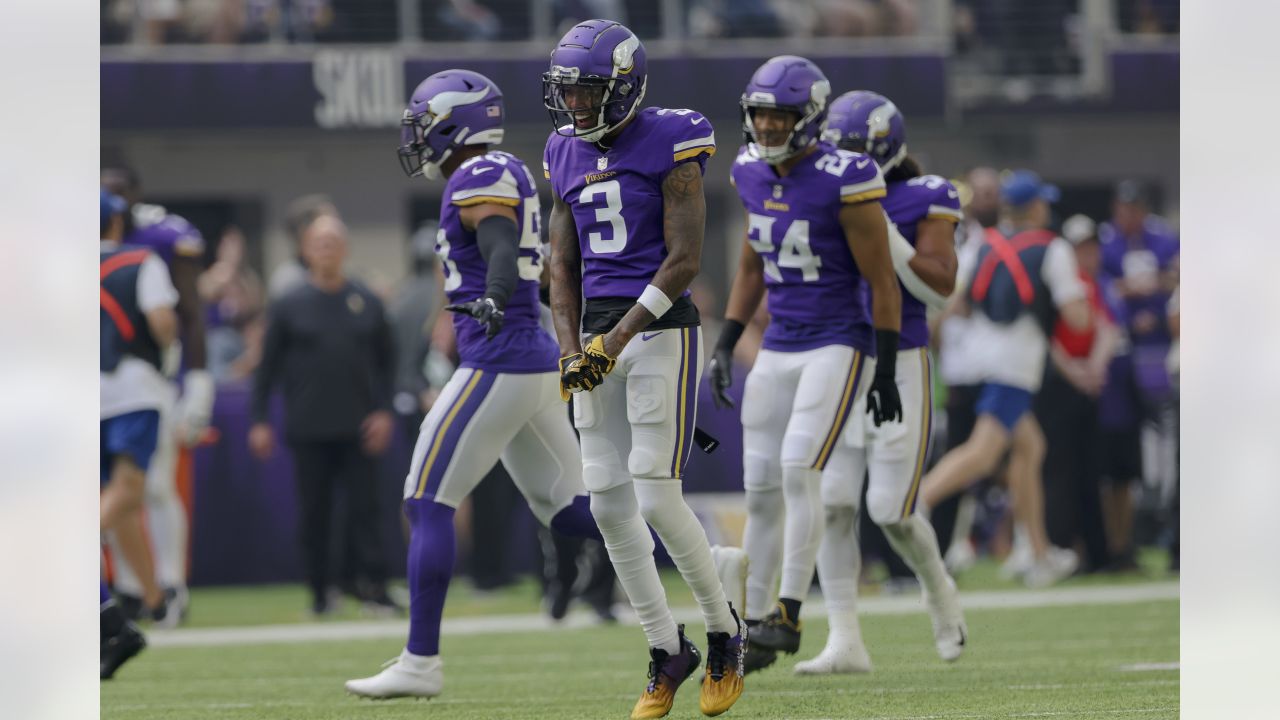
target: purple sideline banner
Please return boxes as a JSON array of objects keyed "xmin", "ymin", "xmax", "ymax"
[
  {"xmin": 189, "ymin": 374, "xmax": 747, "ymax": 586},
  {"xmin": 102, "ymin": 53, "xmax": 947, "ymax": 131}
]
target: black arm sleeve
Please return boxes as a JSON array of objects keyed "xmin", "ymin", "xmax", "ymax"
[
  {"xmin": 251, "ymin": 302, "xmax": 287, "ymax": 423},
  {"xmin": 475, "ymin": 214, "xmax": 520, "ymax": 309},
  {"xmin": 715, "ymin": 319, "xmax": 746, "ymax": 354},
  {"xmin": 370, "ymin": 298, "xmax": 396, "ymax": 413}
]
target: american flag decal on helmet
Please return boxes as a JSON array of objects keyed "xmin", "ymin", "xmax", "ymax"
[{"xmin": 487, "ymin": 105, "xmax": 501, "ymax": 117}]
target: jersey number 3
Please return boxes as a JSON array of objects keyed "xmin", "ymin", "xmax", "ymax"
[{"xmin": 578, "ymin": 180, "xmax": 629, "ymax": 254}]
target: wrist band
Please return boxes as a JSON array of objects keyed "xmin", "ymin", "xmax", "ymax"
[{"xmin": 638, "ymin": 284, "xmax": 673, "ymax": 318}]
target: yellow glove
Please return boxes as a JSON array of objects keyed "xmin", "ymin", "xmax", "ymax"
[
  {"xmin": 582, "ymin": 334, "xmax": 618, "ymax": 376},
  {"xmin": 559, "ymin": 352, "xmax": 603, "ymax": 402}
]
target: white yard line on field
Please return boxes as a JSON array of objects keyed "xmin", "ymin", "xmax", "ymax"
[{"xmin": 148, "ymin": 581, "xmax": 1178, "ymax": 649}]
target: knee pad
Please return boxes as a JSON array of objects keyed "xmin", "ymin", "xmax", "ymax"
[
  {"xmin": 745, "ymin": 485, "xmax": 784, "ymax": 520},
  {"xmin": 742, "ymin": 452, "xmax": 780, "ymax": 494},
  {"xmin": 582, "ymin": 459, "xmax": 630, "ymax": 494},
  {"xmin": 866, "ymin": 482, "xmax": 905, "ymax": 527}
]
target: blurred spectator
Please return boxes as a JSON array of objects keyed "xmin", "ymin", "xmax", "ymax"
[
  {"xmin": 388, "ymin": 223, "xmax": 442, "ymax": 443},
  {"xmin": 691, "ymin": 0, "xmax": 920, "ymax": 39},
  {"xmin": 270, "ymin": 194, "xmax": 337, "ymax": 300},
  {"xmin": 432, "ymin": 0, "xmax": 501, "ymax": 41},
  {"xmin": 249, "ymin": 213, "xmax": 398, "ymax": 615},
  {"xmin": 1117, "ymin": 0, "xmax": 1179, "ymax": 34},
  {"xmin": 199, "ymin": 226, "xmax": 267, "ymax": 381},
  {"xmin": 1096, "ymin": 179, "xmax": 1178, "ymax": 570},
  {"xmin": 1033, "ymin": 214, "xmax": 1117, "ymax": 573},
  {"xmin": 929, "ymin": 166, "xmax": 999, "ymax": 567},
  {"xmin": 920, "ymin": 170, "xmax": 1089, "ymax": 588}
]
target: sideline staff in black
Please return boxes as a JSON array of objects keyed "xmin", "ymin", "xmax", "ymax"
[{"xmin": 250, "ymin": 213, "xmax": 396, "ymax": 614}]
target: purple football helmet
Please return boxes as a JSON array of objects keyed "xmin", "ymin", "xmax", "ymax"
[
  {"xmin": 823, "ymin": 90, "xmax": 908, "ymax": 172},
  {"xmin": 399, "ymin": 69, "xmax": 505, "ymax": 181},
  {"xmin": 740, "ymin": 55, "xmax": 831, "ymax": 164},
  {"xmin": 542, "ymin": 19, "xmax": 647, "ymax": 143}
]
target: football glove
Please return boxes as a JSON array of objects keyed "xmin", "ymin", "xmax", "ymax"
[
  {"xmin": 866, "ymin": 329, "xmax": 903, "ymax": 426},
  {"xmin": 558, "ymin": 352, "xmax": 604, "ymax": 402},
  {"xmin": 581, "ymin": 334, "xmax": 617, "ymax": 377},
  {"xmin": 707, "ymin": 347, "xmax": 735, "ymax": 409},
  {"xmin": 446, "ymin": 297, "xmax": 505, "ymax": 340}
]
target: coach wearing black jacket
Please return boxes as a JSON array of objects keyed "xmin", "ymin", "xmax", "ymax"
[{"xmin": 250, "ymin": 213, "xmax": 396, "ymax": 615}]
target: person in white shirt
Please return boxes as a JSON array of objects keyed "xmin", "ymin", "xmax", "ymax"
[
  {"xmin": 100, "ymin": 189, "xmax": 179, "ymax": 679},
  {"xmin": 919, "ymin": 171, "xmax": 1091, "ymax": 588}
]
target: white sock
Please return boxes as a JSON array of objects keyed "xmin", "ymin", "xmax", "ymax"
[
  {"xmin": 816, "ymin": 504, "xmax": 864, "ymax": 646},
  {"xmin": 882, "ymin": 512, "xmax": 951, "ymax": 598},
  {"xmin": 104, "ymin": 531, "xmax": 143, "ymax": 596},
  {"xmin": 590, "ymin": 484, "xmax": 680, "ymax": 653},
  {"xmin": 778, "ymin": 465, "xmax": 824, "ymax": 603},
  {"xmin": 147, "ymin": 488, "xmax": 188, "ymax": 589},
  {"xmin": 742, "ymin": 486, "xmax": 784, "ymax": 620},
  {"xmin": 635, "ymin": 479, "xmax": 736, "ymax": 635}
]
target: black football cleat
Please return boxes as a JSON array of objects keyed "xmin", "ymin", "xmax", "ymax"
[{"xmin": 101, "ymin": 620, "xmax": 146, "ymax": 680}]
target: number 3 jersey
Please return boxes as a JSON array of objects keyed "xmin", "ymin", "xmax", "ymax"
[
  {"xmin": 876, "ymin": 175, "xmax": 963, "ymax": 349},
  {"xmin": 542, "ymin": 107, "xmax": 716, "ymax": 331},
  {"xmin": 439, "ymin": 150, "xmax": 558, "ymax": 373},
  {"xmin": 730, "ymin": 141, "xmax": 886, "ymax": 354}
]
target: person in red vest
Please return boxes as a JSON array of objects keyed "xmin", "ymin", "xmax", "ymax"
[
  {"xmin": 919, "ymin": 170, "xmax": 1092, "ymax": 588},
  {"xmin": 99, "ymin": 189, "xmax": 179, "ymax": 678}
]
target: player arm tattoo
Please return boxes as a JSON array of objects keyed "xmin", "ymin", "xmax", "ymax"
[
  {"xmin": 601, "ymin": 162, "xmax": 706, "ymax": 356},
  {"xmin": 840, "ymin": 201, "xmax": 901, "ymax": 331},
  {"xmin": 548, "ymin": 193, "xmax": 584, "ymax": 355},
  {"xmin": 909, "ymin": 217, "xmax": 960, "ymax": 296},
  {"xmin": 171, "ymin": 255, "xmax": 208, "ymax": 369}
]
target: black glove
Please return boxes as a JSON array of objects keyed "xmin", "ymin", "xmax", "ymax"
[
  {"xmin": 867, "ymin": 329, "xmax": 903, "ymax": 426},
  {"xmin": 708, "ymin": 320, "xmax": 745, "ymax": 410},
  {"xmin": 446, "ymin": 297, "xmax": 505, "ymax": 340}
]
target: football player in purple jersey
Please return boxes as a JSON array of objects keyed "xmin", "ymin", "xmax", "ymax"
[
  {"xmin": 100, "ymin": 166, "xmax": 214, "ymax": 626},
  {"xmin": 706, "ymin": 58, "xmax": 904, "ymax": 673},
  {"xmin": 786, "ymin": 90, "xmax": 966, "ymax": 675},
  {"xmin": 345, "ymin": 70, "xmax": 603, "ymax": 700},
  {"xmin": 543, "ymin": 20, "xmax": 746, "ymax": 719}
]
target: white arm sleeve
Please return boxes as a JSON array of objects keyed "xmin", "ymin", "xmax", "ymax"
[
  {"xmin": 136, "ymin": 254, "xmax": 179, "ymax": 312},
  {"xmin": 1042, "ymin": 238, "xmax": 1087, "ymax": 307},
  {"xmin": 887, "ymin": 220, "xmax": 950, "ymax": 310}
]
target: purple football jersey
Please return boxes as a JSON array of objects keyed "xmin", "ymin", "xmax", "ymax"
[
  {"xmin": 1098, "ymin": 216, "xmax": 1179, "ymax": 347},
  {"xmin": 875, "ymin": 175, "xmax": 963, "ymax": 349},
  {"xmin": 125, "ymin": 203, "xmax": 205, "ymax": 268},
  {"xmin": 439, "ymin": 151, "xmax": 558, "ymax": 373},
  {"xmin": 543, "ymin": 107, "xmax": 716, "ymax": 300},
  {"xmin": 731, "ymin": 141, "xmax": 886, "ymax": 354}
]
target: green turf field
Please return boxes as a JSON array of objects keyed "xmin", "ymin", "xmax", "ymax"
[{"xmin": 102, "ymin": 557, "xmax": 1179, "ymax": 720}]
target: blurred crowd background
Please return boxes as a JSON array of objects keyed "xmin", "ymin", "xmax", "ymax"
[{"xmin": 101, "ymin": 0, "xmax": 1178, "ymax": 618}]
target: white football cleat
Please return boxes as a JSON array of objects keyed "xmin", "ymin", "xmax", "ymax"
[
  {"xmin": 793, "ymin": 641, "xmax": 873, "ymax": 675},
  {"xmin": 710, "ymin": 545, "xmax": 748, "ymax": 618},
  {"xmin": 925, "ymin": 576, "xmax": 967, "ymax": 662},
  {"xmin": 345, "ymin": 650, "xmax": 443, "ymax": 699},
  {"xmin": 1023, "ymin": 547, "xmax": 1079, "ymax": 589}
]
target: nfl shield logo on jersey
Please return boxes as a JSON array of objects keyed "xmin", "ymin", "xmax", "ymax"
[
  {"xmin": 597, "ymin": 157, "xmax": 609, "ymax": 171},
  {"xmin": 773, "ymin": 184, "xmax": 783, "ymax": 199}
]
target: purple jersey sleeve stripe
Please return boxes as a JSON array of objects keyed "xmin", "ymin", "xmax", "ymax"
[
  {"xmin": 411, "ymin": 369, "xmax": 487, "ymax": 500},
  {"xmin": 811, "ymin": 350, "xmax": 865, "ymax": 470},
  {"xmin": 899, "ymin": 348, "xmax": 934, "ymax": 519}
]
